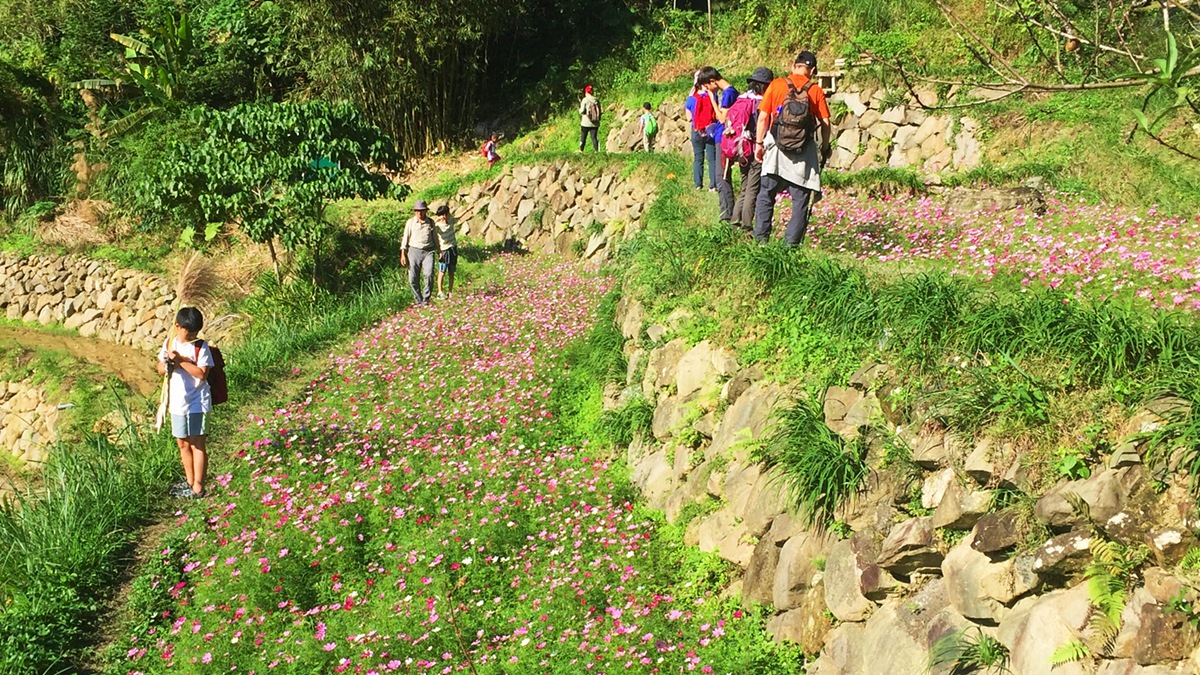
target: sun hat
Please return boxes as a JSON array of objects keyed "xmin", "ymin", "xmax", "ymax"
[
  {"xmin": 747, "ymin": 67, "xmax": 775, "ymax": 84},
  {"xmin": 413, "ymin": 199, "xmax": 428, "ymax": 211},
  {"xmin": 794, "ymin": 51, "xmax": 818, "ymax": 69}
]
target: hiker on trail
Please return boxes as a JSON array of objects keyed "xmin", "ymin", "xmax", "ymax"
[
  {"xmin": 727, "ymin": 67, "xmax": 774, "ymax": 230},
  {"xmin": 482, "ymin": 132, "xmax": 501, "ymax": 167},
  {"xmin": 579, "ymin": 85, "xmax": 601, "ymax": 153},
  {"xmin": 157, "ymin": 307, "xmax": 213, "ymax": 499},
  {"xmin": 400, "ymin": 200, "xmax": 438, "ymax": 306},
  {"xmin": 697, "ymin": 66, "xmax": 740, "ymax": 221},
  {"xmin": 640, "ymin": 102, "xmax": 658, "ymax": 153},
  {"xmin": 753, "ymin": 51, "xmax": 832, "ymax": 247},
  {"xmin": 433, "ymin": 202, "xmax": 458, "ymax": 300},
  {"xmin": 689, "ymin": 68, "xmax": 720, "ymax": 191}
]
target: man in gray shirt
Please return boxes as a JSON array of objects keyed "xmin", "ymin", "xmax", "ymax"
[{"xmin": 400, "ymin": 200, "xmax": 438, "ymax": 306}]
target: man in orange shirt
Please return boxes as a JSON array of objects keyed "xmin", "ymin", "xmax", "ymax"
[{"xmin": 753, "ymin": 51, "xmax": 832, "ymax": 246}]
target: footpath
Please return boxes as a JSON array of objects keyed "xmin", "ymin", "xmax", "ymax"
[{"xmin": 113, "ymin": 255, "xmax": 767, "ymax": 674}]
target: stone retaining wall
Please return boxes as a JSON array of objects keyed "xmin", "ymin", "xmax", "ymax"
[
  {"xmin": 0, "ymin": 253, "xmax": 175, "ymax": 352},
  {"xmin": 606, "ymin": 85, "xmax": 981, "ymax": 174},
  {"xmin": 613, "ymin": 295, "xmax": 1200, "ymax": 673},
  {"xmin": 447, "ymin": 161, "xmax": 657, "ymax": 259},
  {"xmin": 0, "ymin": 379, "xmax": 61, "ymax": 464}
]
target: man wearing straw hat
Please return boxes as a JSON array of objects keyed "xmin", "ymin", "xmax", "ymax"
[{"xmin": 400, "ymin": 200, "xmax": 438, "ymax": 306}]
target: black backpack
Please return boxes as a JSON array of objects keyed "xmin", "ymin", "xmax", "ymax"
[
  {"xmin": 196, "ymin": 340, "xmax": 228, "ymax": 406},
  {"xmin": 773, "ymin": 79, "xmax": 816, "ymax": 153}
]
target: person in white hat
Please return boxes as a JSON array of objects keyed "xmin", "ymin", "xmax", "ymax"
[{"xmin": 400, "ymin": 200, "xmax": 438, "ymax": 305}]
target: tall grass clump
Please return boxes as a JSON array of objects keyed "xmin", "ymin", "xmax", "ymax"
[
  {"xmin": 0, "ymin": 423, "xmax": 175, "ymax": 674},
  {"xmin": 755, "ymin": 395, "xmax": 869, "ymax": 529},
  {"xmin": 929, "ymin": 627, "xmax": 1011, "ymax": 674},
  {"xmin": 775, "ymin": 254, "xmax": 879, "ymax": 340},
  {"xmin": 596, "ymin": 396, "xmax": 654, "ymax": 448}
]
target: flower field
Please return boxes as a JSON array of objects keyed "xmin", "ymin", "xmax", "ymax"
[
  {"xmin": 116, "ymin": 256, "xmax": 783, "ymax": 675},
  {"xmin": 791, "ymin": 191, "xmax": 1200, "ymax": 310}
]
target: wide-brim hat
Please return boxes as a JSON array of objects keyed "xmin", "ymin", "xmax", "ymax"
[{"xmin": 413, "ymin": 199, "xmax": 429, "ymax": 211}]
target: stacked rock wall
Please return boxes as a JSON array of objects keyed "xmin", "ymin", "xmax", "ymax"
[
  {"xmin": 0, "ymin": 379, "xmax": 62, "ymax": 464},
  {"xmin": 447, "ymin": 162, "xmax": 657, "ymax": 259},
  {"xmin": 606, "ymin": 86, "xmax": 981, "ymax": 174},
  {"xmin": 0, "ymin": 253, "xmax": 175, "ymax": 352},
  {"xmin": 613, "ymin": 295, "xmax": 1200, "ymax": 674}
]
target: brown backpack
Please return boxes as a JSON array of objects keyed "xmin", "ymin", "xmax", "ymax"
[{"xmin": 773, "ymin": 79, "xmax": 817, "ymax": 153}]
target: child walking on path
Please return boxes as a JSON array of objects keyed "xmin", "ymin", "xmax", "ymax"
[
  {"xmin": 434, "ymin": 203, "xmax": 458, "ymax": 300},
  {"xmin": 640, "ymin": 102, "xmax": 658, "ymax": 152},
  {"xmin": 156, "ymin": 307, "xmax": 214, "ymax": 499}
]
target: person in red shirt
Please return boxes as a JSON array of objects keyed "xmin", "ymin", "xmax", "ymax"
[
  {"xmin": 690, "ymin": 69, "xmax": 719, "ymax": 190},
  {"xmin": 752, "ymin": 51, "xmax": 832, "ymax": 246}
]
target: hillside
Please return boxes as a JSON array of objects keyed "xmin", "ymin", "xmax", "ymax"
[{"xmin": 2, "ymin": 1, "xmax": 1200, "ymax": 673}]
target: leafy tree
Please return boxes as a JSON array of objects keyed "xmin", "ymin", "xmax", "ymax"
[{"xmin": 141, "ymin": 100, "xmax": 406, "ymax": 281}]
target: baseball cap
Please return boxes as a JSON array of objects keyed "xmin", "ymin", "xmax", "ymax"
[
  {"xmin": 584, "ymin": 85, "xmax": 593, "ymax": 94},
  {"xmin": 747, "ymin": 67, "xmax": 775, "ymax": 84},
  {"xmin": 794, "ymin": 51, "xmax": 818, "ymax": 69}
]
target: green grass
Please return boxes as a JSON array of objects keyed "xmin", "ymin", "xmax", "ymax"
[
  {"xmin": 0, "ymin": 418, "xmax": 176, "ymax": 675},
  {"xmin": 547, "ymin": 288, "xmax": 627, "ymax": 447},
  {"xmin": 974, "ymin": 88, "xmax": 1200, "ymax": 215},
  {"xmin": 929, "ymin": 627, "xmax": 1011, "ymax": 674}
]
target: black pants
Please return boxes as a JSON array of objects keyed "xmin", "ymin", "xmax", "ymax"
[{"xmin": 580, "ymin": 126, "xmax": 599, "ymax": 152}]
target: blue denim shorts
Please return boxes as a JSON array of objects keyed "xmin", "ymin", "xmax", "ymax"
[
  {"xmin": 438, "ymin": 246, "xmax": 458, "ymax": 273},
  {"xmin": 171, "ymin": 412, "xmax": 207, "ymax": 439}
]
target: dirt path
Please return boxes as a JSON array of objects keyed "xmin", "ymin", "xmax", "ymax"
[{"xmin": 0, "ymin": 325, "xmax": 161, "ymax": 396}]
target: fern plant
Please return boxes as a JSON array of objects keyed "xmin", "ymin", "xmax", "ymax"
[
  {"xmin": 929, "ymin": 628, "xmax": 1011, "ymax": 674},
  {"xmin": 1050, "ymin": 494, "xmax": 1151, "ymax": 665},
  {"xmin": 1180, "ymin": 546, "xmax": 1200, "ymax": 571}
]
